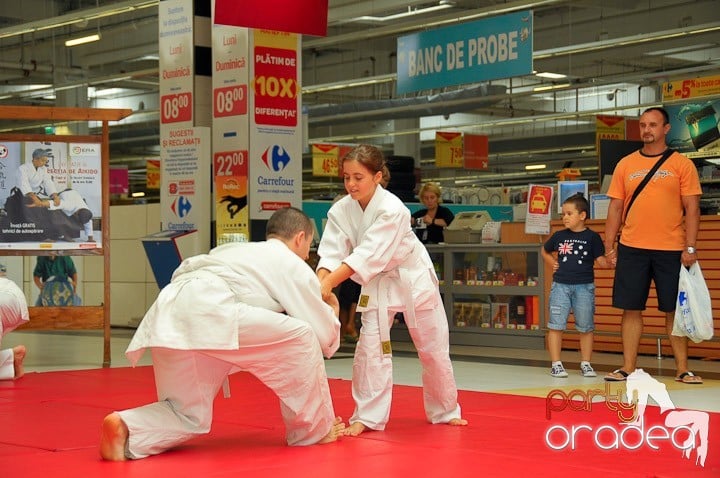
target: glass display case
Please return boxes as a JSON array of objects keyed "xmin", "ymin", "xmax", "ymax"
[{"xmin": 423, "ymin": 243, "xmax": 546, "ymax": 348}]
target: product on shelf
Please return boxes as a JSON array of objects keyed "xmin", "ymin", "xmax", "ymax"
[{"xmin": 491, "ymin": 302, "xmax": 509, "ymax": 328}]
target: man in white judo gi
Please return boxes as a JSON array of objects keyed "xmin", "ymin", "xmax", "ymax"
[
  {"xmin": 0, "ymin": 264, "xmax": 29, "ymax": 381},
  {"xmin": 18, "ymin": 148, "xmax": 60, "ymax": 207},
  {"xmin": 99, "ymin": 207, "xmax": 344, "ymax": 461},
  {"xmin": 18, "ymin": 148, "xmax": 95, "ymax": 241}
]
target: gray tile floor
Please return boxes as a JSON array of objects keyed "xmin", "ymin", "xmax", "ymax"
[{"xmin": 3, "ymin": 328, "xmax": 719, "ymax": 413}]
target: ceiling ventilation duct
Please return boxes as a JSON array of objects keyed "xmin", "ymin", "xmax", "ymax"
[{"xmin": 307, "ymin": 83, "xmax": 507, "ymax": 125}]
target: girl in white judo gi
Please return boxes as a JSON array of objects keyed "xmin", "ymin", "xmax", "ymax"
[
  {"xmin": 100, "ymin": 207, "xmax": 345, "ymax": 461},
  {"xmin": 316, "ymin": 144, "xmax": 467, "ymax": 436},
  {"xmin": 0, "ymin": 266, "xmax": 29, "ymax": 381}
]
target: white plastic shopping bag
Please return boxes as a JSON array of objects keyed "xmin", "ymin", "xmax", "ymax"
[{"xmin": 672, "ymin": 262, "xmax": 714, "ymax": 343}]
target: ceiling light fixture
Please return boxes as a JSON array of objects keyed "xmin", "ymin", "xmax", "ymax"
[
  {"xmin": 535, "ymin": 72, "xmax": 567, "ymax": 79},
  {"xmin": 532, "ymin": 83, "xmax": 571, "ymax": 92},
  {"xmin": 302, "ymin": 73, "xmax": 396, "ymax": 94},
  {"xmin": 344, "ymin": 1, "xmax": 455, "ymax": 24},
  {"xmin": 65, "ymin": 33, "xmax": 101, "ymax": 47},
  {"xmin": 525, "ymin": 164, "xmax": 547, "ymax": 170}
]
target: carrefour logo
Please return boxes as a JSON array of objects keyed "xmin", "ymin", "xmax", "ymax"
[
  {"xmin": 171, "ymin": 196, "xmax": 192, "ymax": 218},
  {"xmin": 261, "ymin": 145, "xmax": 291, "ymax": 172}
]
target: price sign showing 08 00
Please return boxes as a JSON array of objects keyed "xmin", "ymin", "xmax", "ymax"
[
  {"xmin": 161, "ymin": 92, "xmax": 193, "ymax": 124},
  {"xmin": 214, "ymin": 85, "xmax": 248, "ymax": 118}
]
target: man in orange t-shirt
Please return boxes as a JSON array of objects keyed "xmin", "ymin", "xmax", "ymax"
[{"xmin": 603, "ymin": 107, "xmax": 702, "ymax": 384}]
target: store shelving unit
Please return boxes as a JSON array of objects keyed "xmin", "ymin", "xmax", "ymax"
[{"xmin": 391, "ymin": 243, "xmax": 546, "ymax": 350}]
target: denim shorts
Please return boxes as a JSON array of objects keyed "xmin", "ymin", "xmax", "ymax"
[{"xmin": 548, "ymin": 282, "xmax": 596, "ymax": 333}]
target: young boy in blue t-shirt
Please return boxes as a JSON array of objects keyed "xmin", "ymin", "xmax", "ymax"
[{"xmin": 542, "ymin": 193, "xmax": 608, "ymax": 378}]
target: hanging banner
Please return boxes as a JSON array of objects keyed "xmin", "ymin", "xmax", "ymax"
[
  {"xmin": 160, "ymin": 127, "xmax": 211, "ymax": 248},
  {"xmin": 248, "ymin": 30, "xmax": 302, "ymax": 221},
  {"xmin": 146, "ymin": 160, "xmax": 160, "ymax": 189},
  {"xmin": 159, "ymin": 0, "xmax": 194, "ymax": 128},
  {"xmin": 110, "ymin": 167, "xmax": 129, "ymax": 195},
  {"xmin": 211, "ymin": 15, "xmax": 250, "ymax": 242},
  {"xmin": 435, "ymin": 131, "xmax": 463, "ymax": 168},
  {"xmin": 525, "ymin": 184, "xmax": 553, "ymax": 235},
  {"xmin": 595, "ymin": 115, "xmax": 626, "ymax": 153},
  {"xmin": 397, "ymin": 10, "xmax": 533, "ymax": 95},
  {"xmin": 662, "ymin": 74, "xmax": 720, "ymax": 101},
  {"xmin": 214, "ymin": 0, "xmax": 328, "ymax": 37},
  {"xmin": 464, "ymin": 134, "xmax": 489, "ymax": 170},
  {"xmin": 0, "ymin": 141, "xmax": 102, "ymax": 250},
  {"xmin": 214, "ymin": 149, "xmax": 248, "ymax": 241},
  {"xmin": 311, "ymin": 143, "xmax": 354, "ymax": 177}
]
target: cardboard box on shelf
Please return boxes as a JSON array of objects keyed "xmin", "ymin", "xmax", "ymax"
[{"xmin": 491, "ymin": 302, "xmax": 509, "ymax": 328}]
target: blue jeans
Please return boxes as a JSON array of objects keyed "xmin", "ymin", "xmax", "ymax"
[{"xmin": 548, "ymin": 282, "xmax": 595, "ymax": 333}]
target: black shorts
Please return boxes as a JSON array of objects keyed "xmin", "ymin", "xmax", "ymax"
[
  {"xmin": 338, "ymin": 279, "xmax": 361, "ymax": 308},
  {"xmin": 612, "ymin": 243, "xmax": 681, "ymax": 312}
]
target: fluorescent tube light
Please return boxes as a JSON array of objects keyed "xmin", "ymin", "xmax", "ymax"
[
  {"xmin": 533, "ymin": 83, "xmax": 571, "ymax": 92},
  {"xmin": 345, "ymin": 2, "xmax": 454, "ymax": 23},
  {"xmin": 525, "ymin": 164, "xmax": 547, "ymax": 170},
  {"xmin": 65, "ymin": 33, "xmax": 101, "ymax": 47},
  {"xmin": 535, "ymin": 72, "xmax": 567, "ymax": 79}
]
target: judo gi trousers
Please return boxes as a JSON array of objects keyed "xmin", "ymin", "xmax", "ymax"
[
  {"xmin": 350, "ymin": 300, "xmax": 461, "ymax": 430},
  {"xmin": 118, "ymin": 307, "xmax": 336, "ymax": 459},
  {"xmin": 0, "ymin": 348, "xmax": 14, "ymax": 380}
]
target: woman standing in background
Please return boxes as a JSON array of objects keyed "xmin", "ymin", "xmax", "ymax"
[{"xmin": 411, "ymin": 182, "xmax": 454, "ymax": 244}]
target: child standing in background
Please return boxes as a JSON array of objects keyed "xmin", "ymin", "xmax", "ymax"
[{"xmin": 542, "ymin": 193, "xmax": 608, "ymax": 378}]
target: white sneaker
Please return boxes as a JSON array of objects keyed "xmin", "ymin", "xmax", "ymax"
[
  {"xmin": 580, "ymin": 362, "xmax": 597, "ymax": 377},
  {"xmin": 550, "ymin": 363, "xmax": 568, "ymax": 378}
]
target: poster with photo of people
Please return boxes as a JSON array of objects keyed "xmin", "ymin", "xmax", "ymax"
[{"xmin": 0, "ymin": 141, "xmax": 102, "ymax": 250}]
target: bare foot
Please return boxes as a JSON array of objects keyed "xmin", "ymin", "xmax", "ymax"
[
  {"xmin": 99, "ymin": 413, "xmax": 129, "ymax": 461},
  {"xmin": 343, "ymin": 421, "xmax": 368, "ymax": 437},
  {"xmin": 317, "ymin": 416, "xmax": 345, "ymax": 444},
  {"xmin": 447, "ymin": 417, "xmax": 468, "ymax": 426},
  {"xmin": 12, "ymin": 345, "xmax": 26, "ymax": 379}
]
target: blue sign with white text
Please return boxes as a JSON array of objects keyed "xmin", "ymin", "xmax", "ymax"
[{"xmin": 396, "ymin": 10, "xmax": 533, "ymax": 95}]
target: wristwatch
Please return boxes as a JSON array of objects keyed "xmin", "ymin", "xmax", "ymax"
[{"xmin": 686, "ymin": 246, "xmax": 696, "ymax": 254}]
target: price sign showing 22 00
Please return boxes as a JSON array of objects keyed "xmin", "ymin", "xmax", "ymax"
[
  {"xmin": 214, "ymin": 85, "xmax": 247, "ymax": 118},
  {"xmin": 161, "ymin": 92, "xmax": 193, "ymax": 124}
]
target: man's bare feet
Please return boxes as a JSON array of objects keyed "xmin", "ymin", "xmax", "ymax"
[
  {"xmin": 12, "ymin": 345, "xmax": 25, "ymax": 379},
  {"xmin": 99, "ymin": 413, "xmax": 129, "ymax": 461},
  {"xmin": 447, "ymin": 417, "xmax": 468, "ymax": 426},
  {"xmin": 317, "ymin": 416, "xmax": 345, "ymax": 444},
  {"xmin": 343, "ymin": 421, "xmax": 368, "ymax": 437}
]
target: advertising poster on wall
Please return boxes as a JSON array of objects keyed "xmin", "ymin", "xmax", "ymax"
[
  {"xmin": 665, "ymin": 99, "xmax": 720, "ymax": 153},
  {"xmin": 557, "ymin": 180, "xmax": 588, "ymax": 213},
  {"xmin": 0, "ymin": 141, "xmax": 101, "ymax": 250},
  {"xmin": 525, "ymin": 184, "xmax": 553, "ymax": 235},
  {"xmin": 248, "ymin": 30, "xmax": 302, "ymax": 221}
]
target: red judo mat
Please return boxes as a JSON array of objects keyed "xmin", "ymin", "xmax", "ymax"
[{"xmin": 0, "ymin": 366, "xmax": 718, "ymax": 478}]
